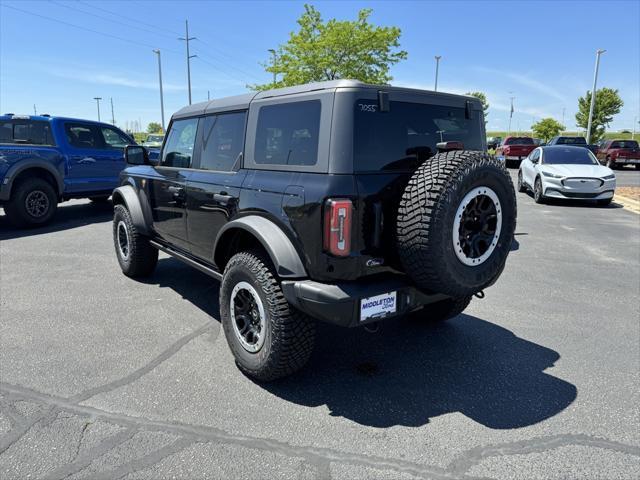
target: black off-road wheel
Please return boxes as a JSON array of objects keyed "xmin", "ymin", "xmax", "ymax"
[
  {"xmin": 220, "ymin": 250, "xmax": 315, "ymax": 382},
  {"xmin": 113, "ymin": 204, "xmax": 158, "ymax": 277},
  {"xmin": 408, "ymin": 295, "xmax": 473, "ymax": 323},
  {"xmin": 4, "ymin": 177, "xmax": 58, "ymax": 228},
  {"xmin": 397, "ymin": 151, "xmax": 516, "ymax": 298}
]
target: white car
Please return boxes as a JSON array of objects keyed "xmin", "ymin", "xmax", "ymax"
[{"xmin": 517, "ymin": 146, "xmax": 616, "ymax": 206}]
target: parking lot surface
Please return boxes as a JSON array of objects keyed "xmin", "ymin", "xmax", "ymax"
[{"xmin": 1, "ymin": 170, "xmax": 639, "ymax": 479}]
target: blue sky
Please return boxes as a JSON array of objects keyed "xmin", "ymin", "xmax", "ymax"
[{"xmin": 1, "ymin": 0, "xmax": 638, "ymax": 133}]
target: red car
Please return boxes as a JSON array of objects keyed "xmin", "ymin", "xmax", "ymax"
[
  {"xmin": 495, "ymin": 136, "xmax": 537, "ymax": 167},
  {"xmin": 596, "ymin": 140, "xmax": 640, "ymax": 169}
]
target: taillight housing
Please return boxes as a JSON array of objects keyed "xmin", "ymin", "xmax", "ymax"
[
  {"xmin": 323, "ymin": 198, "xmax": 352, "ymax": 257},
  {"xmin": 503, "ymin": 146, "xmax": 510, "ymax": 154}
]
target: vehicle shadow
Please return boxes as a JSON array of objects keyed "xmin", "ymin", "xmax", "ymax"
[
  {"xmin": 0, "ymin": 201, "xmax": 113, "ymax": 241},
  {"xmin": 265, "ymin": 315, "xmax": 577, "ymax": 429},
  {"xmin": 520, "ymin": 191, "xmax": 623, "ymax": 209},
  {"xmin": 139, "ymin": 259, "xmax": 577, "ymax": 430}
]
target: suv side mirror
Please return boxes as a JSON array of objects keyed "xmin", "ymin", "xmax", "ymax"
[{"xmin": 125, "ymin": 145, "xmax": 149, "ymax": 165}]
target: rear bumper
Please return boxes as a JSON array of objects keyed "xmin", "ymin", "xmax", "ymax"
[
  {"xmin": 281, "ymin": 276, "xmax": 449, "ymax": 327},
  {"xmin": 614, "ymin": 158, "xmax": 640, "ymax": 165}
]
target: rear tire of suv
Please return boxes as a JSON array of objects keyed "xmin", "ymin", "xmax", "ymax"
[
  {"xmin": 4, "ymin": 177, "xmax": 58, "ymax": 228},
  {"xmin": 397, "ymin": 151, "xmax": 516, "ymax": 298},
  {"xmin": 408, "ymin": 295, "xmax": 472, "ymax": 323},
  {"xmin": 220, "ymin": 250, "xmax": 315, "ymax": 382},
  {"xmin": 113, "ymin": 204, "xmax": 158, "ymax": 278}
]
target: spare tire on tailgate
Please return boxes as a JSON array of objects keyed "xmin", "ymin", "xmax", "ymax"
[{"xmin": 397, "ymin": 150, "xmax": 516, "ymax": 297}]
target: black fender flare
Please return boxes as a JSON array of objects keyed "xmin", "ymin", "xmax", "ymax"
[
  {"xmin": 213, "ymin": 216, "xmax": 307, "ymax": 279},
  {"xmin": 0, "ymin": 159, "xmax": 64, "ymax": 201},
  {"xmin": 111, "ymin": 185, "xmax": 149, "ymax": 235}
]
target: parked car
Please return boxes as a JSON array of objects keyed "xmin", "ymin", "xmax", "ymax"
[
  {"xmin": 517, "ymin": 146, "xmax": 615, "ymax": 206},
  {"xmin": 533, "ymin": 138, "xmax": 545, "ymax": 146},
  {"xmin": 494, "ymin": 136, "xmax": 536, "ymax": 167},
  {"xmin": 546, "ymin": 136, "xmax": 598, "ymax": 155},
  {"xmin": 487, "ymin": 136, "xmax": 502, "ymax": 150},
  {"xmin": 0, "ymin": 114, "xmax": 136, "ymax": 227},
  {"xmin": 141, "ymin": 133, "xmax": 164, "ymax": 148},
  {"xmin": 596, "ymin": 139, "xmax": 640, "ymax": 169},
  {"xmin": 111, "ymin": 80, "xmax": 517, "ymax": 381}
]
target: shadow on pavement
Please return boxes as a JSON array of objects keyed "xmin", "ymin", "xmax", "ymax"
[
  {"xmin": 266, "ymin": 315, "xmax": 577, "ymax": 430},
  {"xmin": 0, "ymin": 201, "xmax": 113, "ymax": 241}
]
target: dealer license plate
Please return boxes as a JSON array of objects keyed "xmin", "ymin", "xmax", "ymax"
[{"xmin": 360, "ymin": 291, "xmax": 397, "ymax": 321}]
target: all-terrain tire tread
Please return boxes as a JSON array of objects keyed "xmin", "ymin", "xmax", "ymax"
[{"xmin": 113, "ymin": 204, "xmax": 158, "ymax": 277}]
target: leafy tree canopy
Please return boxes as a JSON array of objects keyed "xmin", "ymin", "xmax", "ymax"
[
  {"xmin": 531, "ymin": 118, "xmax": 565, "ymax": 142},
  {"xmin": 147, "ymin": 122, "xmax": 163, "ymax": 134},
  {"xmin": 466, "ymin": 91, "xmax": 489, "ymax": 124},
  {"xmin": 252, "ymin": 4, "xmax": 407, "ymax": 90},
  {"xmin": 575, "ymin": 87, "xmax": 623, "ymax": 142}
]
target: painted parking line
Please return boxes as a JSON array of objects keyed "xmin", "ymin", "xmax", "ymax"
[{"xmin": 614, "ymin": 194, "xmax": 640, "ymax": 214}]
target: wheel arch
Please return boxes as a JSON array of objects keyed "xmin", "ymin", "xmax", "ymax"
[
  {"xmin": 1, "ymin": 162, "xmax": 63, "ymax": 201},
  {"xmin": 112, "ymin": 185, "xmax": 149, "ymax": 235},
  {"xmin": 213, "ymin": 216, "xmax": 307, "ymax": 279}
]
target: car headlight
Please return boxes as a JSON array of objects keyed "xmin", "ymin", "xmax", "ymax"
[
  {"xmin": 602, "ymin": 174, "xmax": 615, "ymax": 180},
  {"xmin": 541, "ymin": 171, "xmax": 563, "ymax": 178}
]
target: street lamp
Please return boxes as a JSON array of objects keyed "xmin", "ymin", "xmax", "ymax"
[
  {"xmin": 93, "ymin": 97, "xmax": 102, "ymax": 121},
  {"xmin": 434, "ymin": 55, "xmax": 442, "ymax": 92},
  {"xmin": 153, "ymin": 49, "xmax": 166, "ymax": 132},
  {"xmin": 507, "ymin": 93, "xmax": 515, "ymax": 137},
  {"xmin": 268, "ymin": 49, "xmax": 277, "ymax": 85},
  {"xmin": 586, "ymin": 49, "xmax": 606, "ymax": 144}
]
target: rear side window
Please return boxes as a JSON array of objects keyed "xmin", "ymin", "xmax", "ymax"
[
  {"xmin": 254, "ymin": 101, "xmax": 321, "ymax": 166},
  {"xmin": 101, "ymin": 127, "xmax": 131, "ymax": 149},
  {"xmin": 199, "ymin": 111, "xmax": 246, "ymax": 171},
  {"xmin": 65, "ymin": 123, "xmax": 102, "ymax": 149},
  {"xmin": 0, "ymin": 120, "xmax": 55, "ymax": 145},
  {"xmin": 161, "ymin": 118, "xmax": 199, "ymax": 168},
  {"xmin": 354, "ymin": 100, "xmax": 483, "ymax": 172}
]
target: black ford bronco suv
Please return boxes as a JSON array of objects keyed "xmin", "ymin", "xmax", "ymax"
[{"xmin": 112, "ymin": 80, "xmax": 516, "ymax": 381}]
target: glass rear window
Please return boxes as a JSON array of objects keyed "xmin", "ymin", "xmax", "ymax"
[
  {"xmin": 556, "ymin": 137, "xmax": 586, "ymax": 145},
  {"xmin": 0, "ymin": 120, "xmax": 55, "ymax": 145},
  {"xmin": 504, "ymin": 137, "xmax": 534, "ymax": 145},
  {"xmin": 353, "ymin": 100, "xmax": 483, "ymax": 172},
  {"xmin": 611, "ymin": 140, "xmax": 638, "ymax": 149}
]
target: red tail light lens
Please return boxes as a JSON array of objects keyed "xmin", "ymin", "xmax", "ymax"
[
  {"xmin": 323, "ymin": 199, "xmax": 352, "ymax": 257},
  {"xmin": 503, "ymin": 146, "xmax": 511, "ymax": 154}
]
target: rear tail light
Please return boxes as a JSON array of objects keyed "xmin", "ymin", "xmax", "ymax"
[
  {"xmin": 323, "ymin": 198, "xmax": 352, "ymax": 257},
  {"xmin": 503, "ymin": 146, "xmax": 511, "ymax": 154}
]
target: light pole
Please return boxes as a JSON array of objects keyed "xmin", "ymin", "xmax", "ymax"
[
  {"xmin": 586, "ymin": 49, "xmax": 606, "ymax": 144},
  {"xmin": 507, "ymin": 93, "xmax": 515, "ymax": 137},
  {"xmin": 633, "ymin": 116, "xmax": 638, "ymax": 140},
  {"xmin": 434, "ymin": 55, "xmax": 442, "ymax": 92},
  {"xmin": 179, "ymin": 20, "xmax": 197, "ymax": 105},
  {"xmin": 93, "ymin": 97, "xmax": 102, "ymax": 121},
  {"xmin": 110, "ymin": 98, "xmax": 115, "ymax": 125},
  {"xmin": 561, "ymin": 107, "xmax": 565, "ymax": 131},
  {"xmin": 268, "ymin": 49, "xmax": 277, "ymax": 85},
  {"xmin": 153, "ymin": 49, "xmax": 166, "ymax": 131}
]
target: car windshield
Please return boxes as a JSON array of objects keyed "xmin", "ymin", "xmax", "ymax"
[
  {"xmin": 504, "ymin": 137, "xmax": 533, "ymax": 145},
  {"xmin": 611, "ymin": 140, "xmax": 638, "ymax": 149},
  {"xmin": 556, "ymin": 137, "xmax": 586, "ymax": 145},
  {"xmin": 147, "ymin": 135, "xmax": 163, "ymax": 142},
  {"xmin": 543, "ymin": 148, "xmax": 598, "ymax": 165}
]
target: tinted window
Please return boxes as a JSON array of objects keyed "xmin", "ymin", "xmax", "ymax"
[
  {"xmin": 199, "ymin": 112, "xmax": 246, "ymax": 171},
  {"xmin": 101, "ymin": 127, "xmax": 131, "ymax": 149},
  {"xmin": 354, "ymin": 100, "xmax": 483, "ymax": 172},
  {"xmin": 65, "ymin": 123, "xmax": 102, "ymax": 149},
  {"xmin": 504, "ymin": 137, "xmax": 534, "ymax": 145},
  {"xmin": 543, "ymin": 148, "xmax": 598, "ymax": 165},
  {"xmin": 0, "ymin": 121, "xmax": 54, "ymax": 145},
  {"xmin": 611, "ymin": 140, "xmax": 638, "ymax": 149},
  {"xmin": 254, "ymin": 101, "xmax": 320, "ymax": 166},
  {"xmin": 161, "ymin": 118, "xmax": 198, "ymax": 168},
  {"xmin": 556, "ymin": 137, "xmax": 586, "ymax": 145}
]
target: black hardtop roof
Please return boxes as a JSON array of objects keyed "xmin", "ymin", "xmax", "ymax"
[{"xmin": 172, "ymin": 79, "xmax": 480, "ymax": 119}]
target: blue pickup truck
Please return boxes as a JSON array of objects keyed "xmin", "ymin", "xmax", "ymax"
[{"xmin": 0, "ymin": 114, "xmax": 137, "ymax": 227}]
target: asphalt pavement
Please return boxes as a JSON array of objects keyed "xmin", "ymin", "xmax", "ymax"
[{"xmin": 1, "ymin": 170, "xmax": 639, "ymax": 479}]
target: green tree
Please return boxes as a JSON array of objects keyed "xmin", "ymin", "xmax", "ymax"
[
  {"xmin": 147, "ymin": 122, "xmax": 162, "ymax": 134},
  {"xmin": 252, "ymin": 4, "xmax": 407, "ymax": 90},
  {"xmin": 575, "ymin": 87, "xmax": 623, "ymax": 142},
  {"xmin": 531, "ymin": 118, "xmax": 565, "ymax": 142},
  {"xmin": 466, "ymin": 91, "xmax": 489, "ymax": 124}
]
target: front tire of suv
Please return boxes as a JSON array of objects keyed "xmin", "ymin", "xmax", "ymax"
[
  {"xmin": 220, "ymin": 250, "xmax": 315, "ymax": 382},
  {"xmin": 4, "ymin": 177, "xmax": 58, "ymax": 228},
  {"xmin": 408, "ymin": 295, "xmax": 473, "ymax": 324},
  {"xmin": 112, "ymin": 204, "xmax": 158, "ymax": 278}
]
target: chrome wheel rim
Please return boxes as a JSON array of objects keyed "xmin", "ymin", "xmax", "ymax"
[
  {"xmin": 116, "ymin": 221, "xmax": 130, "ymax": 260},
  {"xmin": 230, "ymin": 281, "xmax": 266, "ymax": 353},
  {"xmin": 452, "ymin": 186, "xmax": 502, "ymax": 267},
  {"xmin": 25, "ymin": 190, "xmax": 49, "ymax": 218},
  {"xmin": 534, "ymin": 180, "xmax": 542, "ymax": 200}
]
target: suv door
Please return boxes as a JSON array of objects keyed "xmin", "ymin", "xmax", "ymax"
[
  {"xmin": 64, "ymin": 122, "xmax": 118, "ymax": 193},
  {"xmin": 186, "ymin": 111, "xmax": 247, "ymax": 261},
  {"xmin": 150, "ymin": 117, "xmax": 199, "ymax": 251}
]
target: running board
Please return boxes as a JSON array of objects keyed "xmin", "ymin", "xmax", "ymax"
[{"xmin": 149, "ymin": 240, "xmax": 223, "ymax": 281}]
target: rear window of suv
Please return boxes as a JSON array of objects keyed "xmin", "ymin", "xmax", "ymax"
[
  {"xmin": 0, "ymin": 120, "xmax": 55, "ymax": 146},
  {"xmin": 353, "ymin": 100, "xmax": 483, "ymax": 172}
]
